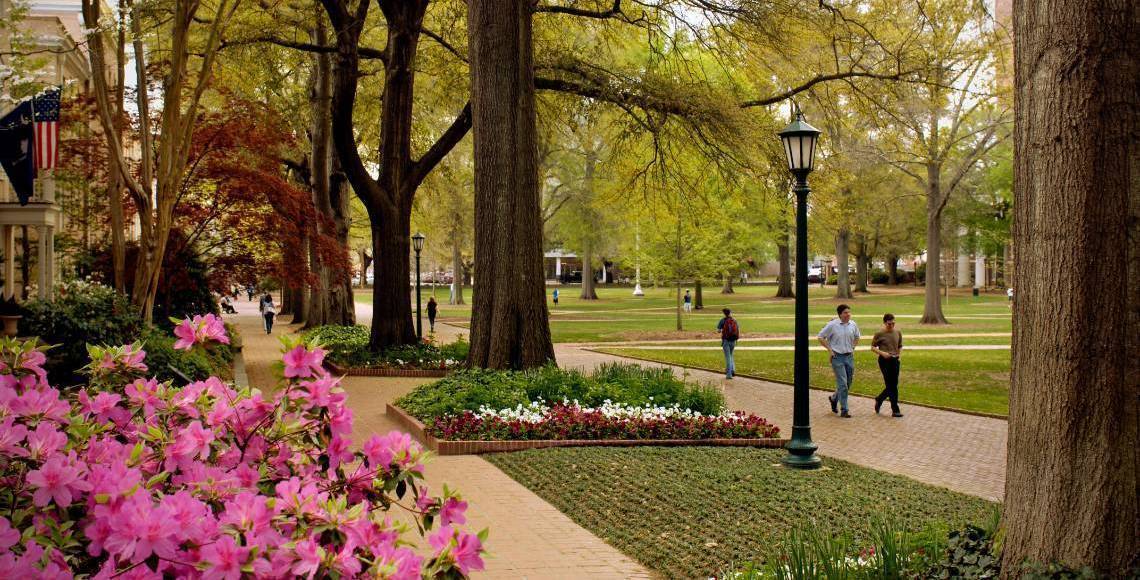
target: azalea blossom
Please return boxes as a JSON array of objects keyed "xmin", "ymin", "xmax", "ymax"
[
  {"xmin": 172, "ymin": 314, "xmax": 230, "ymax": 351},
  {"xmin": 26, "ymin": 453, "xmax": 91, "ymax": 507},
  {"xmin": 283, "ymin": 345, "xmax": 326, "ymax": 379}
]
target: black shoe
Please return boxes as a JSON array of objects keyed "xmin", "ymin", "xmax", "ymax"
[
  {"xmin": 892, "ymin": 412, "xmax": 904, "ymax": 418},
  {"xmin": 874, "ymin": 399, "xmax": 883, "ymax": 414},
  {"xmin": 840, "ymin": 411, "xmax": 852, "ymax": 418},
  {"xmin": 829, "ymin": 395, "xmax": 838, "ymax": 414}
]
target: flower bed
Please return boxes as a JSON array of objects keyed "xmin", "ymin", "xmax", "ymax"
[
  {"xmin": 0, "ymin": 315, "xmax": 486, "ymax": 578},
  {"xmin": 429, "ymin": 400, "xmax": 780, "ymax": 441},
  {"xmin": 304, "ymin": 325, "xmax": 466, "ymax": 373}
]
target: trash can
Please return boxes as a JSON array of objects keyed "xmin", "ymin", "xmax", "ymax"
[{"xmin": 972, "ymin": 287, "xmax": 979, "ymax": 297}]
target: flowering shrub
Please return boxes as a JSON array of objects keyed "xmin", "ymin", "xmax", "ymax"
[
  {"xmin": 304, "ymin": 325, "xmax": 467, "ymax": 371},
  {"xmin": 427, "ymin": 400, "xmax": 780, "ymax": 441},
  {"xmin": 0, "ymin": 327, "xmax": 486, "ymax": 577}
]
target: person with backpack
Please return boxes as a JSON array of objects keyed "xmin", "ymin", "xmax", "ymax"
[
  {"xmin": 427, "ymin": 296, "xmax": 438, "ymax": 333},
  {"xmin": 552, "ymin": 288, "xmax": 559, "ymax": 306},
  {"xmin": 259, "ymin": 293, "xmax": 277, "ymax": 334},
  {"xmin": 716, "ymin": 308, "xmax": 740, "ymax": 379},
  {"xmin": 683, "ymin": 290, "xmax": 693, "ymax": 314}
]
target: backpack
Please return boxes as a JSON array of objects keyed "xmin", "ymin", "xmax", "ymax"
[{"xmin": 722, "ymin": 317, "xmax": 739, "ymax": 340}]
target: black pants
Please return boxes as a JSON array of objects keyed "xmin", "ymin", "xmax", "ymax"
[
  {"xmin": 264, "ymin": 313, "xmax": 275, "ymax": 334},
  {"xmin": 428, "ymin": 315, "xmax": 436, "ymax": 331},
  {"xmin": 876, "ymin": 356, "xmax": 901, "ymax": 413}
]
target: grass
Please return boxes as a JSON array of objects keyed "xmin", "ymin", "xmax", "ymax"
[
  {"xmin": 599, "ymin": 347, "xmax": 1010, "ymax": 416},
  {"xmin": 486, "ymin": 446, "xmax": 996, "ymax": 579}
]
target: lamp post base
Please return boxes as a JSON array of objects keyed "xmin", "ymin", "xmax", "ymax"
[
  {"xmin": 633, "ymin": 283, "xmax": 644, "ymax": 296},
  {"xmin": 781, "ymin": 426, "xmax": 822, "ymax": 469}
]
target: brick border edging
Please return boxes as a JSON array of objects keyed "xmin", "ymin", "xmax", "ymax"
[
  {"xmin": 324, "ymin": 362, "xmax": 451, "ymax": 378},
  {"xmin": 584, "ymin": 348, "xmax": 1010, "ymax": 421},
  {"xmin": 386, "ymin": 403, "xmax": 787, "ymax": 456}
]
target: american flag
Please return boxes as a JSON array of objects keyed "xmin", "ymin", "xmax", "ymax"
[{"xmin": 32, "ymin": 89, "xmax": 60, "ymax": 171}]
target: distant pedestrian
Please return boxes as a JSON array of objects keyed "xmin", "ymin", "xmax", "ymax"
[
  {"xmin": 552, "ymin": 288, "xmax": 559, "ymax": 306},
  {"xmin": 871, "ymin": 313, "xmax": 903, "ymax": 417},
  {"xmin": 818, "ymin": 304, "xmax": 860, "ymax": 418},
  {"xmin": 247, "ymin": 285, "xmax": 255, "ymax": 301},
  {"xmin": 427, "ymin": 296, "xmax": 438, "ymax": 333},
  {"xmin": 683, "ymin": 290, "xmax": 692, "ymax": 313},
  {"xmin": 220, "ymin": 295, "xmax": 237, "ymax": 314},
  {"xmin": 260, "ymin": 294, "xmax": 276, "ymax": 334},
  {"xmin": 716, "ymin": 308, "xmax": 740, "ymax": 380}
]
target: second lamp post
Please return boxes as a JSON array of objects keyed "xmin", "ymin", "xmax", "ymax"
[
  {"xmin": 412, "ymin": 232, "xmax": 425, "ymax": 340},
  {"xmin": 778, "ymin": 111, "xmax": 823, "ymax": 469}
]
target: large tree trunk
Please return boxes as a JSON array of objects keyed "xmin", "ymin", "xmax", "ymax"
[
  {"xmin": 465, "ymin": 0, "xmax": 554, "ymax": 368},
  {"xmin": 887, "ymin": 254, "xmax": 899, "ymax": 285},
  {"xmin": 450, "ymin": 231, "xmax": 465, "ymax": 305},
  {"xmin": 776, "ymin": 238, "xmax": 793, "ymax": 298},
  {"xmin": 580, "ymin": 242, "xmax": 598, "ymax": 299},
  {"xmin": 854, "ymin": 235, "xmax": 869, "ymax": 293},
  {"xmin": 1002, "ymin": 0, "xmax": 1138, "ymax": 575},
  {"xmin": 721, "ymin": 273, "xmax": 734, "ymax": 294},
  {"xmin": 921, "ymin": 179, "xmax": 949, "ymax": 323},
  {"xmin": 694, "ymin": 278, "xmax": 704, "ymax": 309},
  {"xmin": 834, "ymin": 229, "xmax": 852, "ymax": 299}
]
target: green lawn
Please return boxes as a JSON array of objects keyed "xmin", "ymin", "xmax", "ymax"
[
  {"xmin": 486, "ymin": 447, "xmax": 997, "ymax": 579},
  {"xmin": 599, "ymin": 347, "xmax": 1010, "ymax": 416}
]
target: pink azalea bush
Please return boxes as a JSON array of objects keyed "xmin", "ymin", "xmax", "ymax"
[
  {"xmin": 172, "ymin": 314, "xmax": 230, "ymax": 351},
  {"xmin": 0, "ymin": 330, "xmax": 486, "ymax": 578},
  {"xmin": 428, "ymin": 401, "xmax": 781, "ymax": 441}
]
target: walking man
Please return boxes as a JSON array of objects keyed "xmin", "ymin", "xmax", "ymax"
[
  {"xmin": 716, "ymin": 308, "xmax": 740, "ymax": 379},
  {"xmin": 552, "ymin": 288, "xmax": 559, "ymax": 306},
  {"xmin": 427, "ymin": 296, "xmax": 438, "ymax": 333},
  {"xmin": 818, "ymin": 304, "xmax": 860, "ymax": 417},
  {"xmin": 871, "ymin": 313, "xmax": 904, "ymax": 417},
  {"xmin": 683, "ymin": 289, "xmax": 693, "ymax": 314}
]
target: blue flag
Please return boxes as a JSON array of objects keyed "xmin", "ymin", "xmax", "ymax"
[{"xmin": 0, "ymin": 100, "xmax": 36, "ymax": 205}]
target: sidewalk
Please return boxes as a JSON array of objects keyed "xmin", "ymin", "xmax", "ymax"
[{"xmin": 228, "ymin": 300, "xmax": 650, "ymax": 579}]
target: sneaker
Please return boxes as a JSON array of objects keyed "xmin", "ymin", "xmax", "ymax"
[
  {"xmin": 829, "ymin": 395, "xmax": 838, "ymax": 414},
  {"xmin": 892, "ymin": 412, "xmax": 904, "ymax": 418},
  {"xmin": 840, "ymin": 411, "xmax": 852, "ymax": 418},
  {"xmin": 874, "ymin": 399, "xmax": 882, "ymax": 414},
  {"xmin": 725, "ymin": 376, "xmax": 734, "ymax": 380}
]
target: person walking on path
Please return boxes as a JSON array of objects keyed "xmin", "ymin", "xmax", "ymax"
[
  {"xmin": 259, "ymin": 294, "xmax": 277, "ymax": 334},
  {"xmin": 427, "ymin": 296, "xmax": 438, "ymax": 333},
  {"xmin": 683, "ymin": 290, "xmax": 693, "ymax": 314},
  {"xmin": 871, "ymin": 313, "xmax": 904, "ymax": 417},
  {"xmin": 818, "ymin": 304, "xmax": 860, "ymax": 418},
  {"xmin": 247, "ymin": 285, "xmax": 256, "ymax": 301},
  {"xmin": 716, "ymin": 308, "xmax": 740, "ymax": 379},
  {"xmin": 552, "ymin": 288, "xmax": 559, "ymax": 306}
]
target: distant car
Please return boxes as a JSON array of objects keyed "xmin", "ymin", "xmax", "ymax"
[{"xmin": 807, "ymin": 267, "xmax": 823, "ymax": 283}]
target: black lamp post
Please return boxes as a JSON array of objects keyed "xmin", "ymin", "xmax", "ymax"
[
  {"xmin": 779, "ymin": 110, "xmax": 823, "ymax": 469},
  {"xmin": 412, "ymin": 232, "xmax": 425, "ymax": 340}
]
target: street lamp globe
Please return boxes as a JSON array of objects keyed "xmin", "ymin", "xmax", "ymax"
[
  {"xmin": 412, "ymin": 232, "xmax": 425, "ymax": 254},
  {"xmin": 778, "ymin": 111, "xmax": 822, "ymax": 176}
]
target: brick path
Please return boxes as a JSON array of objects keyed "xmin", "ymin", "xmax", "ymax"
[
  {"xmin": 556, "ymin": 345, "xmax": 1007, "ymax": 502},
  {"xmin": 227, "ymin": 299, "xmax": 650, "ymax": 579}
]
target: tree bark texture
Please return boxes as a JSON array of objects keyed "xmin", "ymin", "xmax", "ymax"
[
  {"xmin": 450, "ymin": 232, "xmax": 465, "ymax": 305},
  {"xmin": 721, "ymin": 273, "xmax": 734, "ymax": 294},
  {"xmin": 854, "ymin": 235, "xmax": 869, "ymax": 293},
  {"xmin": 921, "ymin": 179, "xmax": 949, "ymax": 323},
  {"xmin": 580, "ymin": 244, "xmax": 598, "ymax": 299},
  {"xmin": 320, "ymin": 0, "xmax": 470, "ymax": 350},
  {"xmin": 694, "ymin": 279, "xmax": 704, "ymax": 309},
  {"xmin": 887, "ymin": 254, "xmax": 899, "ymax": 285},
  {"xmin": 776, "ymin": 240, "xmax": 793, "ymax": 298},
  {"xmin": 465, "ymin": 0, "xmax": 555, "ymax": 369},
  {"xmin": 1002, "ymin": 0, "xmax": 1139, "ymax": 574},
  {"xmin": 834, "ymin": 229, "xmax": 852, "ymax": 299}
]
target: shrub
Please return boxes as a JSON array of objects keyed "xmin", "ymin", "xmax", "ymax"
[
  {"xmin": 0, "ymin": 328, "xmax": 486, "ymax": 577},
  {"xmin": 305, "ymin": 325, "xmax": 467, "ymax": 370},
  {"xmin": 395, "ymin": 363, "xmax": 726, "ymax": 422}
]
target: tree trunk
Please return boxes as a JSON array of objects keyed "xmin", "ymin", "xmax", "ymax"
[
  {"xmin": 1001, "ymin": 1, "xmax": 1138, "ymax": 575},
  {"xmin": 855, "ymin": 235, "xmax": 869, "ymax": 293},
  {"xmin": 920, "ymin": 181, "xmax": 949, "ymax": 323},
  {"xmin": 721, "ymin": 273, "xmax": 734, "ymax": 294},
  {"xmin": 887, "ymin": 254, "xmax": 899, "ymax": 285},
  {"xmin": 357, "ymin": 248, "xmax": 370, "ymax": 288},
  {"xmin": 776, "ymin": 239, "xmax": 793, "ymax": 298},
  {"xmin": 675, "ymin": 280, "xmax": 682, "ymax": 331},
  {"xmin": 450, "ymin": 232, "xmax": 465, "ymax": 305},
  {"xmin": 465, "ymin": 0, "xmax": 554, "ymax": 369},
  {"xmin": 694, "ymin": 278, "xmax": 704, "ymax": 309},
  {"xmin": 834, "ymin": 229, "xmax": 852, "ymax": 299},
  {"xmin": 580, "ymin": 242, "xmax": 598, "ymax": 299},
  {"xmin": 291, "ymin": 232, "xmax": 309, "ymax": 325}
]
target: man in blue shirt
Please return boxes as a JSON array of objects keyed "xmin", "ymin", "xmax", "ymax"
[{"xmin": 818, "ymin": 304, "xmax": 861, "ymax": 417}]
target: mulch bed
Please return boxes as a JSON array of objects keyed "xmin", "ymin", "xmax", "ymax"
[{"xmin": 323, "ymin": 361, "xmax": 451, "ymax": 378}]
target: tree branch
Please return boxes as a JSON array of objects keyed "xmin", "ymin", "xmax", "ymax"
[
  {"xmin": 409, "ymin": 102, "xmax": 472, "ymax": 192},
  {"xmin": 535, "ymin": 0, "xmax": 621, "ymax": 18},
  {"xmin": 740, "ymin": 70, "xmax": 916, "ymax": 108},
  {"xmin": 220, "ymin": 36, "xmax": 387, "ymax": 61}
]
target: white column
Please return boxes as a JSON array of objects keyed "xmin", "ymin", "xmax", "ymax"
[
  {"xmin": 956, "ymin": 227, "xmax": 971, "ymax": 287},
  {"xmin": 37, "ymin": 226, "xmax": 48, "ymax": 299},
  {"xmin": 974, "ymin": 255, "xmax": 985, "ymax": 290},
  {"xmin": 2, "ymin": 226, "xmax": 14, "ymax": 299},
  {"xmin": 555, "ymin": 257, "xmax": 562, "ymax": 277}
]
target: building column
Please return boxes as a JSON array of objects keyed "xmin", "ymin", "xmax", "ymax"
[
  {"xmin": 956, "ymin": 227, "xmax": 971, "ymax": 287},
  {"xmin": 2, "ymin": 226, "xmax": 14, "ymax": 300},
  {"xmin": 37, "ymin": 225, "xmax": 49, "ymax": 299},
  {"xmin": 974, "ymin": 255, "xmax": 985, "ymax": 290},
  {"xmin": 46, "ymin": 225, "xmax": 55, "ymax": 296},
  {"xmin": 555, "ymin": 257, "xmax": 562, "ymax": 277}
]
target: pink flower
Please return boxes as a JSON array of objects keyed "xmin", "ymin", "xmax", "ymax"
[
  {"xmin": 11, "ymin": 388, "xmax": 69, "ymax": 422},
  {"xmin": 429, "ymin": 525, "xmax": 485, "ymax": 575},
  {"xmin": 169, "ymin": 420, "xmax": 214, "ymax": 461},
  {"xmin": 0, "ymin": 516, "xmax": 19, "ymax": 551},
  {"xmin": 173, "ymin": 314, "xmax": 230, "ymax": 351},
  {"xmin": 439, "ymin": 497, "xmax": 468, "ymax": 527},
  {"xmin": 373, "ymin": 544, "xmax": 423, "ymax": 580},
  {"xmin": 172, "ymin": 319, "xmax": 197, "ymax": 351},
  {"xmin": 26, "ymin": 422, "xmax": 67, "ymax": 460},
  {"xmin": 219, "ymin": 491, "xmax": 271, "ymax": 534},
  {"xmin": 326, "ymin": 435, "xmax": 354, "ymax": 470},
  {"xmin": 329, "ymin": 541, "xmax": 361, "ymax": 577},
  {"xmin": 362, "ymin": 434, "xmax": 394, "ymax": 469},
  {"xmin": 0, "ymin": 417, "xmax": 28, "ymax": 457},
  {"xmin": 199, "ymin": 534, "xmax": 248, "ymax": 580},
  {"xmin": 26, "ymin": 453, "xmax": 91, "ymax": 507},
  {"xmin": 102, "ymin": 494, "xmax": 180, "ymax": 564},
  {"xmin": 283, "ymin": 345, "xmax": 326, "ymax": 379},
  {"xmin": 290, "ymin": 538, "xmax": 322, "ymax": 578}
]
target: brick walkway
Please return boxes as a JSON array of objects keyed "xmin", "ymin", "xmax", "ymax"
[
  {"xmin": 556, "ymin": 345, "xmax": 1007, "ymax": 502},
  {"xmin": 227, "ymin": 299, "xmax": 650, "ymax": 579}
]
